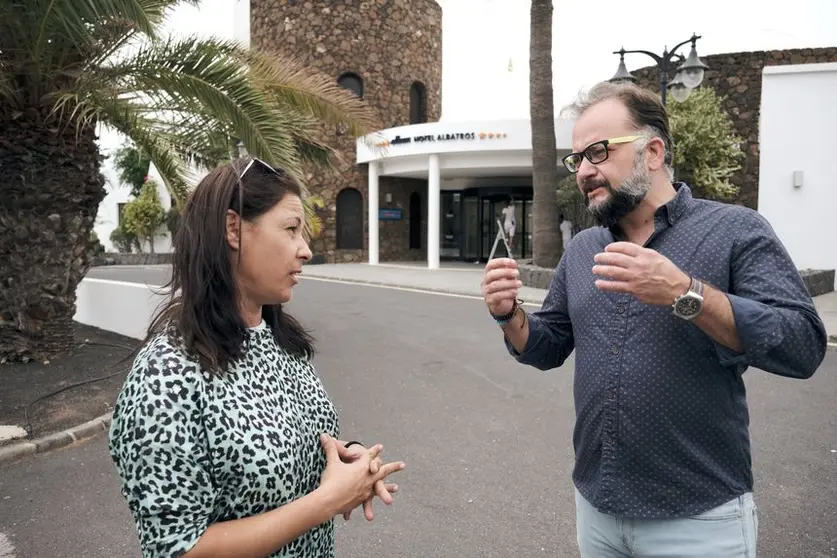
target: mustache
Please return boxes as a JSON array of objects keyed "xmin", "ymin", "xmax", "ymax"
[{"xmin": 580, "ymin": 178, "xmax": 611, "ymax": 195}]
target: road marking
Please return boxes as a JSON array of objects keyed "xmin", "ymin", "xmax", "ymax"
[
  {"xmin": 0, "ymin": 532, "xmax": 16, "ymax": 558},
  {"xmin": 300, "ymin": 276, "xmax": 544, "ymax": 308},
  {"xmin": 81, "ymin": 277, "xmax": 166, "ymax": 290},
  {"xmin": 367, "ymin": 263, "xmax": 484, "ymax": 273}
]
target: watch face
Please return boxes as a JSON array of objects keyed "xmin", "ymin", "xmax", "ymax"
[{"xmin": 676, "ymin": 296, "xmax": 701, "ymax": 316}]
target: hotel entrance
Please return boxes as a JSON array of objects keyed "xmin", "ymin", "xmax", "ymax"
[{"xmin": 439, "ymin": 187, "xmax": 533, "ymax": 263}]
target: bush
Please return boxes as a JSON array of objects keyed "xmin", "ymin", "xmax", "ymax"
[
  {"xmin": 89, "ymin": 231, "xmax": 105, "ymax": 256},
  {"xmin": 556, "ymin": 175, "xmax": 597, "ymax": 233},
  {"xmin": 111, "ymin": 142, "xmax": 152, "ymax": 198},
  {"xmin": 122, "ymin": 179, "xmax": 166, "ymax": 253},
  {"xmin": 668, "ymin": 87, "xmax": 745, "ymax": 200},
  {"xmin": 110, "ymin": 226, "xmax": 139, "ymax": 253},
  {"xmin": 165, "ymin": 206, "xmax": 181, "ymax": 240}
]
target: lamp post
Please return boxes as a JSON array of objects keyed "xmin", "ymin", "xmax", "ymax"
[{"xmin": 609, "ymin": 33, "xmax": 709, "ymax": 106}]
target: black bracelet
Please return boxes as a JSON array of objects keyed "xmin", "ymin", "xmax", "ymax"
[
  {"xmin": 344, "ymin": 440, "xmax": 363, "ymax": 449},
  {"xmin": 491, "ymin": 298, "xmax": 523, "ymax": 324}
]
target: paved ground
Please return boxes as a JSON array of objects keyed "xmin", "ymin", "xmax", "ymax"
[{"xmin": 2, "ymin": 275, "xmax": 836, "ymax": 557}]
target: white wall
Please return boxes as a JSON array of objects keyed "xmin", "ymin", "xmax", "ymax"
[
  {"xmin": 758, "ymin": 62, "xmax": 837, "ymax": 287},
  {"xmin": 74, "ymin": 279, "xmax": 167, "ymax": 340}
]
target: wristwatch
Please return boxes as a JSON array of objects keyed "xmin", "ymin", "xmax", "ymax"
[{"xmin": 672, "ymin": 277, "xmax": 704, "ymax": 320}]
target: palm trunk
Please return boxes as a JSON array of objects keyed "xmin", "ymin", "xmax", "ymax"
[
  {"xmin": 0, "ymin": 107, "xmax": 106, "ymax": 363},
  {"xmin": 529, "ymin": 0, "xmax": 562, "ymax": 268}
]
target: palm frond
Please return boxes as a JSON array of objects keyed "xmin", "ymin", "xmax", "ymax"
[
  {"xmin": 303, "ymin": 195, "xmax": 326, "ymax": 239},
  {"xmin": 244, "ymin": 49, "xmax": 379, "ymax": 138},
  {"xmin": 95, "ymin": 36, "xmax": 308, "ymax": 178},
  {"xmin": 94, "ymin": 96, "xmax": 195, "ymax": 204}
]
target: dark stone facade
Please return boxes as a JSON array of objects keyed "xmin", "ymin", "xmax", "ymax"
[
  {"xmin": 631, "ymin": 47, "xmax": 837, "ymax": 209},
  {"xmin": 250, "ymin": 0, "xmax": 442, "ymax": 263},
  {"xmin": 518, "ymin": 262, "xmax": 553, "ymax": 290},
  {"xmin": 379, "ymin": 177, "xmax": 428, "ymax": 262}
]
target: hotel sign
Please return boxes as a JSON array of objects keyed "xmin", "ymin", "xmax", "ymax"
[{"xmin": 375, "ymin": 131, "xmax": 508, "ymax": 148}]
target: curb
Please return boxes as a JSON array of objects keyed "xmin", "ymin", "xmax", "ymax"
[
  {"xmin": 302, "ymin": 274, "xmax": 547, "ymax": 306},
  {"xmin": 0, "ymin": 411, "xmax": 113, "ymax": 467}
]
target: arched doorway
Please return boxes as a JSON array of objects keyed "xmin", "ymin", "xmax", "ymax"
[
  {"xmin": 336, "ymin": 188, "xmax": 363, "ymax": 249},
  {"xmin": 409, "ymin": 192, "xmax": 421, "ymax": 250}
]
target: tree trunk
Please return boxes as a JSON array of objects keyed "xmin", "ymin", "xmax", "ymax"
[
  {"xmin": 0, "ymin": 107, "xmax": 106, "ymax": 363},
  {"xmin": 529, "ymin": 0, "xmax": 562, "ymax": 269}
]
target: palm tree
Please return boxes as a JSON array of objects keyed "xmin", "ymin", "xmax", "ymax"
[
  {"xmin": 0, "ymin": 0, "xmax": 377, "ymax": 363},
  {"xmin": 529, "ymin": 0, "xmax": 562, "ymax": 268}
]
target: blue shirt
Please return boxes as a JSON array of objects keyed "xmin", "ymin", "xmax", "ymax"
[{"xmin": 508, "ymin": 183, "xmax": 827, "ymax": 518}]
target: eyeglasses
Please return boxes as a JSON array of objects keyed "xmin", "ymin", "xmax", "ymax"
[{"xmin": 561, "ymin": 135, "xmax": 644, "ymax": 174}]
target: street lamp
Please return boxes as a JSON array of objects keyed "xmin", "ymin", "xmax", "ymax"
[{"xmin": 608, "ymin": 33, "xmax": 709, "ymax": 106}]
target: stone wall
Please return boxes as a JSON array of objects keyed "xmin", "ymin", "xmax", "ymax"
[
  {"xmin": 800, "ymin": 269, "xmax": 835, "ymax": 298},
  {"xmin": 251, "ymin": 0, "xmax": 442, "ymax": 263},
  {"xmin": 631, "ymin": 47, "xmax": 837, "ymax": 209}
]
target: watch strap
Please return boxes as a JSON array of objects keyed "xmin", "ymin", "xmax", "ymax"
[{"xmin": 690, "ymin": 277, "xmax": 704, "ymax": 297}]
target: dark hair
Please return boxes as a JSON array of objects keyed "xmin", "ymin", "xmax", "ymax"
[
  {"xmin": 561, "ymin": 81, "xmax": 674, "ymax": 175},
  {"xmin": 145, "ymin": 158, "xmax": 315, "ymax": 375}
]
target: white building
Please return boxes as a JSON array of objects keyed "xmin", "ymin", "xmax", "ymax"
[
  {"xmin": 356, "ymin": 119, "xmax": 575, "ymax": 268},
  {"xmin": 758, "ymin": 61, "xmax": 837, "ymax": 287}
]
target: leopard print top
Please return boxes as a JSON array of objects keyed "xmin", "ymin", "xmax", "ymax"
[{"xmin": 108, "ymin": 320, "xmax": 339, "ymax": 558}]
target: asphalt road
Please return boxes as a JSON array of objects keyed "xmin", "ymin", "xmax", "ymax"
[{"xmin": 2, "ymin": 276, "xmax": 836, "ymax": 557}]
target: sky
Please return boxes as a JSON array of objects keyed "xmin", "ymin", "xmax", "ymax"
[{"xmin": 120, "ymin": 0, "xmax": 837, "ymax": 131}]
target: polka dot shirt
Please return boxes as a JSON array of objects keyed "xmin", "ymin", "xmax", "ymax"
[{"xmin": 507, "ymin": 183, "xmax": 827, "ymax": 518}]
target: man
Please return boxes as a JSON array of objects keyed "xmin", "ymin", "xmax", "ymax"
[
  {"xmin": 480, "ymin": 81, "xmax": 827, "ymax": 557},
  {"xmin": 501, "ymin": 198, "xmax": 516, "ymax": 253}
]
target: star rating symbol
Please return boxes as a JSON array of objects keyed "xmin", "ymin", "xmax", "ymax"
[{"xmin": 479, "ymin": 132, "xmax": 508, "ymax": 140}]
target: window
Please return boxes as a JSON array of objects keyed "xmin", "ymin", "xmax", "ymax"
[
  {"xmin": 336, "ymin": 188, "xmax": 363, "ymax": 250},
  {"xmin": 337, "ymin": 72, "xmax": 364, "ymax": 99},
  {"xmin": 410, "ymin": 81, "xmax": 428, "ymax": 124}
]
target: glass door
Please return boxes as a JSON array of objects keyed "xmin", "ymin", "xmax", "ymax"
[
  {"xmin": 440, "ymin": 192, "xmax": 461, "ymax": 259},
  {"xmin": 463, "ymin": 196, "xmax": 480, "ymax": 262},
  {"xmin": 522, "ymin": 199, "xmax": 533, "ymax": 259}
]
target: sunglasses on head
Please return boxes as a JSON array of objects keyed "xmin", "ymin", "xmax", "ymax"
[
  {"xmin": 237, "ymin": 157, "xmax": 284, "ymax": 181},
  {"xmin": 231, "ymin": 157, "xmax": 285, "ymax": 215}
]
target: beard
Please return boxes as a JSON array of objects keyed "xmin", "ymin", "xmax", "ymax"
[{"xmin": 580, "ymin": 154, "xmax": 652, "ymax": 228}]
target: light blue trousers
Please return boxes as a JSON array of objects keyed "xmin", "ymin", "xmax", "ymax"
[{"xmin": 575, "ymin": 489, "xmax": 758, "ymax": 558}]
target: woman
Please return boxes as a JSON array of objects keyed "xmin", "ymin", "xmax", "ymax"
[{"xmin": 108, "ymin": 158, "xmax": 405, "ymax": 558}]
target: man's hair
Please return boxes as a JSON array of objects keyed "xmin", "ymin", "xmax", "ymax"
[{"xmin": 561, "ymin": 81, "xmax": 674, "ymax": 179}]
